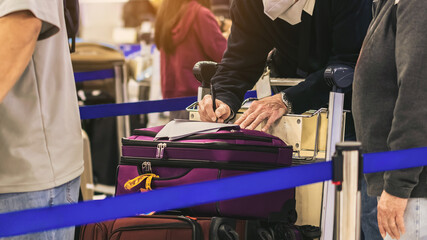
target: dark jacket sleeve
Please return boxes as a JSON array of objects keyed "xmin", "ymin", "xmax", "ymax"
[
  {"xmin": 283, "ymin": 0, "xmax": 372, "ymax": 113},
  {"xmin": 212, "ymin": 0, "xmax": 275, "ymax": 113},
  {"xmin": 384, "ymin": 0, "xmax": 427, "ymax": 199},
  {"xmin": 213, "ymin": 0, "xmax": 371, "ymax": 114}
]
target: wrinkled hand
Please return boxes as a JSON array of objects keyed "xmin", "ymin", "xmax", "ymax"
[
  {"xmin": 377, "ymin": 190, "xmax": 408, "ymax": 239},
  {"xmin": 198, "ymin": 94, "xmax": 231, "ymax": 123},
  {"xmin": 235, "ymin": 94, "xmax": 288, "ymax": 132}
]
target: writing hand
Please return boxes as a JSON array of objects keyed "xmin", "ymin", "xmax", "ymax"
[{"xmin": 198, "ymin": 94, "xmax": 231, "ymax": 123}]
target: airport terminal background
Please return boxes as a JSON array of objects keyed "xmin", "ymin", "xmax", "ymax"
[{"xmin": 1, "ymin": 0, "xmax": 426, "ymax": 239}]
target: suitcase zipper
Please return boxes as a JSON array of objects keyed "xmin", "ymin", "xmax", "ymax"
[
  {"xmin": 123, "ymin": 139, "xmax": 289, "ymax": 153},
  {"xmin": 155, "ymin": 143, "xmax": 167, "ymax": 158},
  {"xmin": 110, "ymin": 223, "xmax": 191, "ymax": 238},
  {"xmin": 121, "ymin": 156, "xmax": 285, "ymax": 172},
  {"xmin": 142, "ymin": 161, "xmax": 152, "ymax": 173}
]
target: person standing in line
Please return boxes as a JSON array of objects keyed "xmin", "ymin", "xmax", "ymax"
[
  {"xmin": 0, "ymin": 0, "xmax": 84, "ymax": 239},
  {"xmin": 197, "ymin": 2, "xmax": 382, "ymax": 239},
  {"xmin": 353, "ymin": 0, "xmax": 427, "ymax": 239},
  {"xmin": 154, "ymin": 0, "xmax": 227, "ymax": 120}
]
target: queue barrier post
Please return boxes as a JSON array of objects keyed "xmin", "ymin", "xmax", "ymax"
[
  {"xmin": 321, "ymin": 64, "xmax": 355, "ymax": 240},
  {"xmin": 333, "ymin": 142, "xmax": 362, "ymax": 240}
]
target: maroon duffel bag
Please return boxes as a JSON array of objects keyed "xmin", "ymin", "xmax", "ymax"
[
  {"xmin": 79, "ymin": 214, "xmax": 318, "ymax": 240},
  {"xmin": 79, "ymin": 215, "xmax": 248, "ymax": 240}
]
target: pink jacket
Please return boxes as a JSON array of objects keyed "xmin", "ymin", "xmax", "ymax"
[{"xmin": 160, "ymin": 1, "xmax": 227, "ymax": 99}]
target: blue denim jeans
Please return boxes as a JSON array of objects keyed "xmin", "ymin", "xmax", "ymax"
[
  {"xmin": 0, "ymin": 177, "xmax": 80, "ymax": 240},
  {"xmin": 384, "ymin": 197, "xmax": 427, "ymax": 240},
  {"xmin": 361, "ymin": 178, "xmax": 383, "ymax": 240}
]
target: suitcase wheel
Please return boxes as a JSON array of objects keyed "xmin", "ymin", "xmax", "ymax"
[
  {"xmin": 257, "ymin": 228, "xmax": 274, "ymax": 240},
  {"xmin": 218, "ymin": 224, "xmax": 239, "ymax": 240},
  {"xmin": 298, "ymin": 225, "xmax": 321, "ymax": 239},
  {"xmin": 272, "ymin": 223, "xmax": 297, "ymax": 240}
]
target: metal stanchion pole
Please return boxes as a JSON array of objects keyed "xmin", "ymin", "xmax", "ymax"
[
  {"xmin": 320, "ymin": 64, "xmax": 354, "ymax": 240},
  {"xmin": 332, "ymin": 142, "xmax": 362, "ymax": 240},
  {"xmin": 114, "ymin": 63, "xmax": 130, "ymax": 157},
  {"xmin": 320, "ymin": 91, "xmax": 344, "ymax": 240},
  {"xmin": 121, "ymin": 64, "xmax": 130, "ymax": 137}
]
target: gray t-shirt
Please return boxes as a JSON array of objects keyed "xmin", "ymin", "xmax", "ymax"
[{"xmin": 0, "ymin": 0, "xmax": 84, "ymax": 193}]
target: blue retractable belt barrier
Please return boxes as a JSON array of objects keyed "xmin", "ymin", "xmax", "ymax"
[
  {"xmin": 74, "ymin": 69, "xmax": 116, "ymax": 82},
  {"xmin": 0, "ymin": 162, "xmax": 332, "ymax": 237},
  {"xmin": 79, "ymin": 96, "xmax": 197, "ymax": 120},
  {"xmin": 363, "ymin": 147, "xmax": 427, "ymax": 173},
  {"xmin": 0, "ymin": 147, "xmax": 426, "ymax": 237},
  {"xmin": 244, "ymin": 90, "xmax": 257, "ymax": 99},
  {"xmin": 78, "ymin": 90, "xmax": 257, "ymax": 120}
]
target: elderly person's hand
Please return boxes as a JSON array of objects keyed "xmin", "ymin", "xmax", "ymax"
[
  {"xmin": 235, "ymin": 93, "xmax": 288, "ymax": 132},
  {"xmin": 377, "ymin": 190, "xmax": 408, "ymax": 239},
  {"xmin": 198, "ymin": 94, "xmax": 232, "ymax": 123}
]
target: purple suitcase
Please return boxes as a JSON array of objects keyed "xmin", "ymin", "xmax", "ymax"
[{"xmin": 116, "ymin": 124, "xmax": 295, "ymax": 220}]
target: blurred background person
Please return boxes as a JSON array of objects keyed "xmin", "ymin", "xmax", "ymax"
[
  {"xmin": 154, "ymin": 0, "xmax": 227, "ymax": 120},
  {"xmin": 211, "ymin": 0, "xmax": 232, "ymax": 38},
  {"xmin": 122, "ymin": 0, "xmax": 157, "ymax": 29}
]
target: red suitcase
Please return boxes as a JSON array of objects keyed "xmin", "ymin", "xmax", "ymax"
[
  {"xmin": 79, "ymin": 214, "xmax": 320, "ymax": 240},
  {"xmin": 79, "ymin": 215, "xmax": 247, "ymax": 240}
]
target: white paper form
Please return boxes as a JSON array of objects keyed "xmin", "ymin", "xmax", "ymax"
[{"xmin": 154, "ymin": 119, "xmax": 238, "ymax": 140}]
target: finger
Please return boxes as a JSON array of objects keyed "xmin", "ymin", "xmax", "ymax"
[
  {"xmin": 396, "ymin": 213, "xmax": 406, "ymax": 237},
  {"xmin": 378, "ymin": 212, "xmax": 387, "ymax": 239},
  {"xmin": 235, "ymin": 108, "xmax": 253, "ymax": 125},
  {"xmin": 239, "ymin": 112, "xmax": 258, "ymax": 129},
  {"xmin": 387, "ymin": 216, "xmax": 400, "ymax": 239},
  {"xmin": 198, "ymin": 105, "xmax": 210, "ymax": 122},
  {"xmin": 236, "ymin": 100, "xmax": 259, "ymax": 125},
  {"xmin": 215, "ymin": 104, "xmax": 230, "ymax": 122},
  {"xmin": 247, "ymin": 112, "xmax": 268, "ymax": 130},
  {"xmin": 197, "ymin": 95, "xmax": 208, "ymax": 121},
  {"xmin": 208, "ymin": 98, "xmax": 219, "ymax": 122},
  {"xmin": 200, "ymin": 95, "xmax": 217, "ymax": 122},
  {"xmin": 261, "ymin": 113, "xmax": 280, "ymax": 132},
  {"xmin": 240, "ymin": 102, "xmax": 261, "ymax": 128},
  {"xmin": 234, "ymin": 114, "xmax": 245, "ymax": 125},
  {"xmin": 383, "ymin": 219, "xmax": 394, "ymax": 239}
]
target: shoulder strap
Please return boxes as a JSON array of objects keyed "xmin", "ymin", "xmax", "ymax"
[
  {"xmin": 63, "ymin": 0, "xmax": 80, "ymax": 53},
  {"xmin": 296, "ymin": 11, "xmax": 312, "ymax": 78}
]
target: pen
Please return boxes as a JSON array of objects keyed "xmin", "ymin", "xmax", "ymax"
[{"xmin": 210, "ymin": 79, "xmax": 217, "ymax": 123}]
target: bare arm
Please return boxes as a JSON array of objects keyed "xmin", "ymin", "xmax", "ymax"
[{"xmin": 0, "ymin": 11, "xmax": 42, "ymax": 103}]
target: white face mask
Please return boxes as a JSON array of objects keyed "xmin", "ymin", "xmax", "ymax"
[
  {"xmin": 262, "ymin": 0, "xmax": 298, "ymax": 20},
  {"xmin": 263, "ymin": 0, "xmax": 315, "ymax": 25}
]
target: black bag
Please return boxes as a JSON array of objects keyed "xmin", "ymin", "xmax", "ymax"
[
  {"xmin": 78, "ymin": 90, "xmax": 119, "ymax": 187},
  {"xmin": 63, "ymin": 0, "xmax": 79, "ymax": 52}
]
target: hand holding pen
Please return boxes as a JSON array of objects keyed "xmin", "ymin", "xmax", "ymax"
[
  {"xmin": 193, "ymin": 61, "xmax": 232, "ymax": 123},
  {"xmin": 198, "ymin": 94, "xmax": 232, "ymax": 123},
  {"xmin": 210, "ymin": 79, "xmax": 218, "ymax": 122}
]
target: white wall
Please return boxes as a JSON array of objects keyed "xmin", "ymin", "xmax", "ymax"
[{"xmin": 79, "ymin": 0, "xmax": 127, "ymax": 44}]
